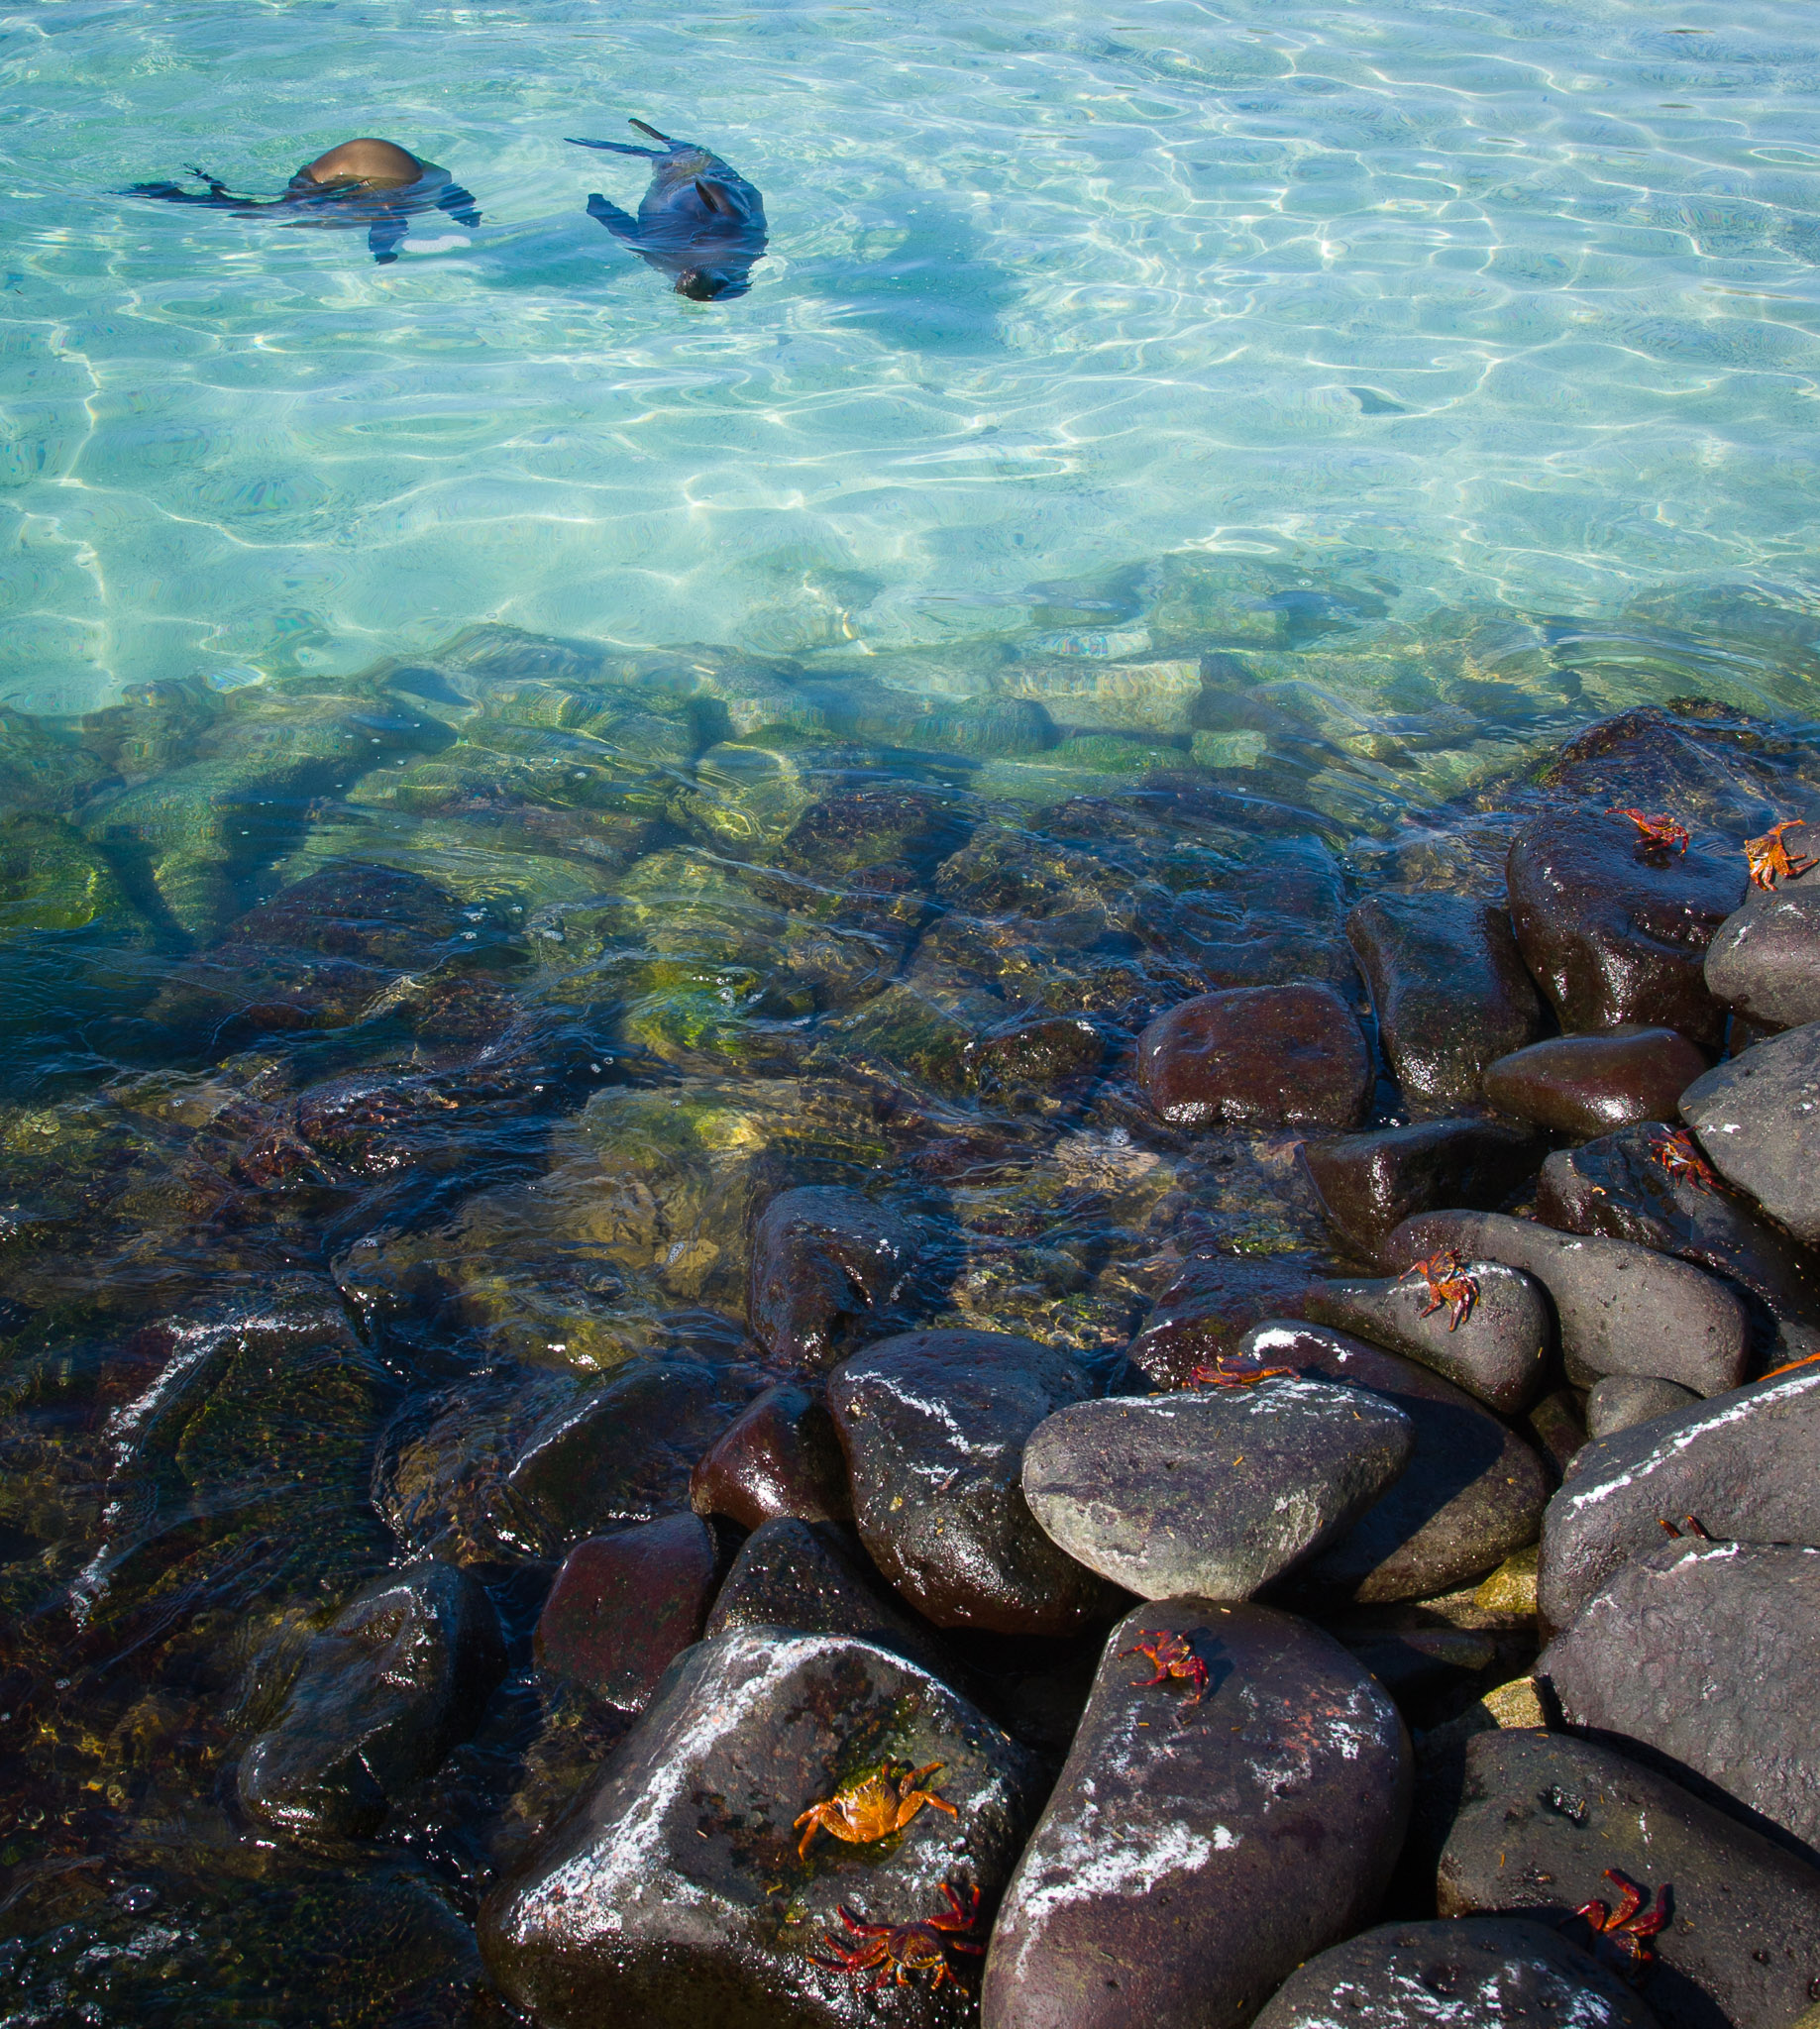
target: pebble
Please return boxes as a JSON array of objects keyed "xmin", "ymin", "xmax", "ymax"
[
  {"xmin": 746, "ymin": 1185, "xmax": 914, "ymax": 1369},
  {"xmin": 482, "ymin": 1628, "xmax": 1041, "ymax": 2028},
  {"xmin": 1300, "ymin": 1119, "xmax": 1547, "ymax": 1267},
  {"xmin": 1507, "ymin": 810, "xmax": 1745, "ymax": 1045},
  {"xmin": 981, "ymin": 1601, "xmax": 1411, "ymax": 2029},
  {"xmin": 1539, "ymin": 1362, "xmax": 1820, "ymax": 1633},
  {"xmin": 1705, "ymin": 837, "xmax": 1820, "ymax": 1030},
  {"xmin": 689, "ymin": 1380, "xmax": 853, "ymax": 1532},
  {"xmin": 1235, "ymin": 1322, "xmax": 1550, "ymax": 1602},
  {"xmin": 1251, "ymin": 1918, "xmax": 1659, "ymax": 2029},
  {"xmin": 828, "ymin": 1329, "xmax": 1124, "ymax": 1636},
  {"xmin": 1439, "ymin": 1729, "xmax": 1820, "ymax": 2029},
  {"xmin": 1344, "ymin": 891, "xmax": 1547, "ymax": 1114},
  {"xmin": 240, "ymin": 1561, "xmax": 504, "ymax": 1839},
  {"xmin": 1020, "ymin": 1380, "xmax": 1414, "ymax": 1601},
  {"xmin": 1483, "ymin": 1026, "xmax": 1710, "ymax": 1138},
  {"xmin": 1306, "ymin": 1259, "xmax": 1552, "ymax": 1414},
  {"xmin": 1137, "ymin": 982, "xmax": 1370, "ymax": 1129},
  {"xmin": 1541, "ymin": 1539, "xmax": 1820, "ymax": 1866},
  {"xmin": 1386, "ymin": 1211, "xmax": 1750, "ymax": 1398},
  {"xmin": 1583, "ymin": 1372, "xmax": 1701, "ymax": 1439},
  {"xmin": 533, "ymin": 1513, "xmax": 723, "ymax": 1713},
  {"xmin": 1680, "ymin": 1020, "xmax": 1820, "ymax": 1248}
]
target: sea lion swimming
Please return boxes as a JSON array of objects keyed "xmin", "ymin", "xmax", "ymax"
[
  {"xmin": 127, "ymin": 138, "xmax": 480, "ymax": 265},
  {"xmin": 568, "ymin": 119, "xmax": 767, "ymax": 301}
]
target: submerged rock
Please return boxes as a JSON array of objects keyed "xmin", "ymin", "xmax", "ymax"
[
  {"xmin": 1138, "ymin": 983, "xmax": 1370, "ymax": 1130},
  {"xmin": 1300, "ymin": 1119, "xmax": 1547, "ymax": 1267},
  {"xmin": 1541, "ymin": 1539, "xmax": 1820, "ymax": 1866},
  {"xmin": 239, "ymin": 1560, "xmax": 504, "ymax": 1839},
  {"xmin": 1439, "ymin": 1729, "xmax": 1820, "ymax": 2029},
  {"xmin": 981, "ymin": 1600, "xmax": 1410, "ymax": 2029},
  {"xmin": 828, "ymin": 1329, "xmax": 1122, "ymax": 1636},
  {"xmin": 482, "ymin": 1628, "xmax": 1041, "ymax": 2028},
  {"xmin": 1506, "ymin": 810, "xmax": 1745, "ymax": 1045},
  {"xmin": 534, "ymin": 1513, "xmax": 723, "ymax": 1713},
  {"xmin": 1020, "ymin": 1380, "xmax": 1414, "ymax": 1600},
  {"xmin": 1344, "ymin": 891, "xmax": 1546, "ymax": 1115},
  {"xmin": 1539, "ymin": 1362, "xmax": 1820, "ymax": 1633},
  {"xmin": 1680, "ymin": 1022, "xmax": 1820, "ymax": 1247},
  {"xmin": 746, "ymin": 1186, "xmax": 915, "ymax": 1368},
  {"xmin": 1483, "ymin": 1027, "xmax": 1710, "ymax": 1138},
  {"xmin": 1251, "ymin": 1918, "xmax": 1659, "ymax": 2029},
  {"xmin": 690, "ymin": 1381, "xmax": 853, "ymax": 1532}
]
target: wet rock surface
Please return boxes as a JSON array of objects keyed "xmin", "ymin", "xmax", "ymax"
[
  {"xmin": 982, "ymin": 1600, "xmax": 1411, "ymax": 2029},
  {"xmin": 1387, "ymin": 1210, "xmax": 1752, "ymax": 1397},
  {"xmin": 1020, "ymin": 1379, "xmax": 1414, "ymax": 1600},
  {"xmin": 1138, "ymin": 982, "xmax": 1370, "ymax": 1129},
  {"xmin": 1540, "ymin": 1363, "xmax": 1820, "ymax": 1632},
  {"xmin": 1483, "ymin": 1027, "xmax": 1711, "ymax": 1138},
  {"xmin": 1127, "ymin": 1254, "xmax": 1329, "ymax": 1387},
  {"xmin": 240, "ymin": 1560, "xmax": 505, "ymax": 1839},
  {"xmin": 1705, "ymin": 839, "xmax": 1820, "ymax": 1030},
  {"xmin": 829, "ymin": 1328, "xmax": 1124, "ymax": 1635},
  {"xmin": 1306, "ymin": 1261, "xmax": 1552, "ymax": 1414},
  {"xmin": 1251, "ymin": 1918, "xmax": 1660, "ymax": 2029},
  {"xmin": 1439, "ymin": 1729, "xmax": 1820, "ymax": 2029},
  {"xmin": 482, "ymin": 1628, "xmax": 1041, "ymax": 2028},
  {"xmin": 1236, "ymin": 1321, "xmax": 1551, "ymax": 1602},
  {"xmin": 1507, "ymin": 811, "xmax": 1746, "ymax": 1045},
  {"xmin": 747, "ymin": 1185, "xmax": 916, "ymax": 1369},
  {"xmin": 1541, "ymin": 1540, "xmax": 1820, "ymax": 1865},
  {"xmin": 1301, "ymin": 1119, "xmax": 1548, "ymax": 1266},
  {"xmin": 1344, "ymin": 892, "xmax": 1547, "ymax": 1115},
  {"xmin": 1681, "ymin": 1022, "xmax": 1820, "ymax": 1247},
  {"xmin": 690, "ymin": 1379, "xmax": 853, "ymax": 1531}
]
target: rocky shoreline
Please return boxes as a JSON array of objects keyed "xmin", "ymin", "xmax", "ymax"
[{"xmin": 1, "ymin": 622, "xmax": 1818, "ymax": 2027}]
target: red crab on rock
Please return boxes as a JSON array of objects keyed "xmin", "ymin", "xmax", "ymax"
[
  {"xmin": 1650, "ymin": 1127, "xmax": 1717, "ymax": 1192},
  {"xmin": 1745, "ymin": 819, "xmax": 1816, "ymax": 891},
  {"xmin": 1121, "ymin": 1629, "xmax": 1210, "ymax": 1706},
  {"xmin": 1610, "ymin": 808, "xmax": 1689, "ymax": 860},
  {"xmin": 1187, "ymin": 1352, "xmax": 1295, "ymax": 1389},
  {"xmin": 1399, "ymin": 1248, "xmax": 1480, "ymax": 1332},
  {"xmin": 810, "ymin": 1880, "xmax": 984, "ymax": 1992},
  {"xmin": 1566, "ymin": 1869, "xmax": 1670, "ymax": 1978}
]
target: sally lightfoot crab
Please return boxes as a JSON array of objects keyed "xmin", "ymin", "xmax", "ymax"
[
  {"xmin": 1565, "ymin": 1869, "xmax": 1670, "ymax": 1978},
  {"xmin": 1650, "ymin": 1126, "xmax": 1717, "ymax": 1192},
  {"xmin": 795, "ymin": 1761, "xmax": 958, "ymax": 1860},
  {"xmin": 1746, "ymin": 819, "xmax": 1816, "ymax": 891},
  {"xmin": 1188, "ymin": 1351, "xmax": 1294, "ymax": 1389},
  {"xmin": 810, "ymin": 1880, "xmax": 985, "ymax": 1992},
  {"xmin": 1121, "ymin": 1629, "xmax": 1210, "ymax": 1705},
  {"xmin": 1400, "ymin": 1248, "xmax": 1480, "ymax": 1332},
  {"xmin": 1610, "ymin": 808, "xmax": 1689, "ymax": 859}
]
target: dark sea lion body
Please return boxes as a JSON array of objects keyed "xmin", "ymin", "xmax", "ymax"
[
  {"xmin": 569, "ymin": 119, "xmax": 767, "ymax": 300},
  {"xmin": 128, "ymin": 137, "xmax": 480, "ymax": 265}
]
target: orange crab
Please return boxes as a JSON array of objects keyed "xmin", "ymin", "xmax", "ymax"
[
  {"xmin": 1566, "ymin": 1869, "xmax": 1670, "ymax": 1978},
  {"xmin": 1659, "ymin": 1515, "xmax": 1715, "ymax": 1542},
  {"xmin": 794, "ymin": 1761, "xmax": 958, "ymax": 1861},
  {"xmin": 1121, "ymin": 1628, "xmax": 1210, "ymax": 1705},
  {"xmin": 810, "ymin": 1880, "xmax": 985, "ymax": 1992},
  {"xmin": 1188, "ymin": 1351, "xmax": 1295, "ymax": 1389},
  {"xmin": 1650, "ymin": 1126, "xmax": 1717, "ymax": 1192},
  {"xmin": 1746, "ymin": 819, "xmax": 1816, "ymax": 891},
  {"xmin": 1610, "ymin": 807, "xmax": 1689, "ymax": 859},
  {"xmin": 1399, "ymin": 1248, "xmax": 1480, "ymax": 1332}
]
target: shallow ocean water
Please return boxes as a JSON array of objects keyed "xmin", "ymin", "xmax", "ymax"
[{"xmin": 3, "ymin": 0, "xmax": 1820, "ymax": 715}]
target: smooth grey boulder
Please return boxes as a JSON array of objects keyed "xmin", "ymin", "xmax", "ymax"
[
  {"xmin": 1252, "ymin": 1918, "xmax": 1659, "ymax": 2029},
  {"xmin": 1541, "ymin": 1540, "xmax": 1820, "ymax": 1866},
  {"xmin": 1386, "ymin": 1210, "xmax": 1751, "ymax": 1397},
  {"xmin": 482, "ymin": 1629, "xmax": 1041, "ymax": 2029},
  {"xmin": 240, "ymin": 1560, "xmax": 505, "ymax": 1839},
  {"xmin": 1705, "ymin": 846, "xmax": 1820, "ymax": 1031},
  {"xmin": 1237, "ymin": 1322, "xmax": 1552, "ymax": 1603},
  {"xmin": 1681, "ymin": 1022, "xmax": 1820, "ymax": 1247},
  {"xmin": 1306, "ymin": 1260, "xmax": 1552, "ymax": 1414},
  {"xmin": 1020, "ymin": 1380, "xmax": 1414, "ymax": 1601},
  {"xmin": 982, "ymin": 1600, "xmax": 1411, "ymax": 2029},
  {"xmin": 1584, "ymin": 1373, "xmax": 1700, "ymax": 1439},
  {"xmin": 1439, "ymin": 1729, "xmax": 1820, "ymax": 2029},
  {"xmin": 1540, "ymin": 1362, "xmax": 1820, "ymax": 1632}
]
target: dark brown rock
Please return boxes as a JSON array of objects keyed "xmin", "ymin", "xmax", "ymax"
[
  {"xmin": 1345, "ymin": 891, "xmax": 1547, "ymax": 1115},
  {"xmin": 690, "ymin": 1381, "xmax": 852, "ymax": 1532},
  {"xmin": 1301, "ymin": 1118, "xmax": 1547, "ymax": 1267},
  {"xmin": 1507, "ymin": 811, "xmax": 1745, "ymax": 1045},
  {"xmin": 746, "ymin": 1186, "xmax": 914, "ymax": 1370},
  {"xmin": 981, "ymin": 1600, "xmax": 1411, "ymax": 2029},
  {"xmin": 534, "ymin": 1514, "xmax": 722, "ymax": 1712},
  {"xmin": 1306, "ymin": 1260, "xmax": 1552, "ymax": 1414},
  {"xmin": 1484, "ymin": 1027, "xmax": 1710, "ymax": 1138},
  {"xmin": 1137, "ymin": 982, "xmax": 1370, "ymax": 1130},
  {"xmin": 1439, "ymin": 1729, "xmax": 1820, "ymax": 2029},
  {"xmin": 828, "ymin": 1329, "xmax": 1124, "ymax": 1636},
  {"xmin": 1386, "ymin": 1211, "xmax": 1751, "ymax": 1398},
  {"xmin": 1126, "ymin": 1255, "xmax": 1326, "ymax": 1389},
  {"xmin": 1238, "ymin": 1321, "xmax": 1550, "ymax": 1602},
  {"xmin": 964, "ymin": 1012, "xmax": 1105, "ymax": 1105}
]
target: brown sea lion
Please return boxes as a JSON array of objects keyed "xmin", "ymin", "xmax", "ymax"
[{"xmin": 127, "ymin": 137, "xmax": 480, "ymax": 264}]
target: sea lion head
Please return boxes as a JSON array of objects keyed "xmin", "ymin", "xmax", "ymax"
[
  {"xmin": 299, "ymin": 138, "xmax": 424, "ymax": 187},
  {"xmin": 674, "ymin": 266, "xmax": 749, "ymax": 301}
]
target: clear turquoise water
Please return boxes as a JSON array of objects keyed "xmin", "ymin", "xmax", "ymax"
[{"xmin": 3, "ymin": 0, "xmax": 1820, "ymax": 714}]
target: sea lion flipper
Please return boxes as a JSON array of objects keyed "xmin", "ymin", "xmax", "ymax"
[
  {"xmin": 629, "ymin": 119, "xmax": 674, "ymax": 145},
  {"xmin": 567, "ymin": 136, "xmax": 661, "ymax": 158},
  {"xmin": 368, "ymin": 216, "xmax": 409, "ymax": 264},
  {"xmin": 437, "ymin": 183, "xmax": 482, "ymax": 228},
  {"xmin": 586, "ymin": 192, "xmax": 641, "ymax": 240},
  {"xmin": 694, "ymin": 178, "xmax": 737, "ymax": 217}
]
